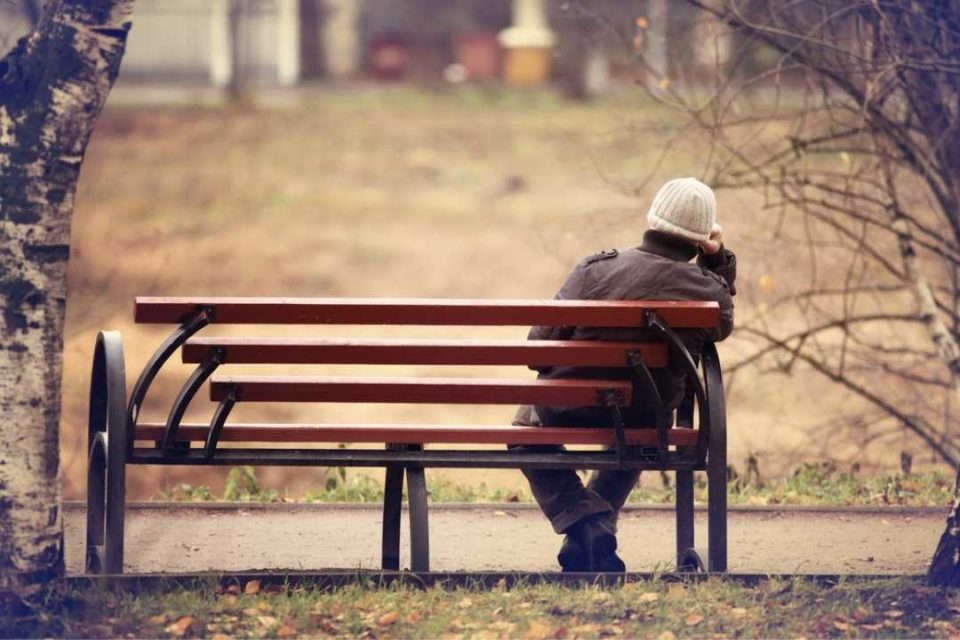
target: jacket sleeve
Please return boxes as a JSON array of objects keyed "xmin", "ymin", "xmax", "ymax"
[
  {"xmin": 697, "ymin": 247, "xmax": 737, "ymax": 342},
  {"xmin": 527, "ymin": 262, "xmax": 589, "ymax": 342}
]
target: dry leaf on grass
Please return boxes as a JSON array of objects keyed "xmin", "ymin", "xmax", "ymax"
[
  {"xmin": 407, "ymin": 611, "xmax": 422, "ymax": 623},
  {"xmin": 459, "ymin": 597, "xmax": 474, "ymax": 609},
  {"xmin": 378, "ymin": 611, "xmax": 400, "ymax": 626},
  {"xmin": 638, "ymin": 592, "xmax": 660, "ymax": 604},
  {"xmin": 257, "ymin": 615, "xmax": 277, "ymax": 628},
  {"xmin": 244, "ymin": 580, "xmax": 261, "ymax": 595},
  {"xmin": 885, "ymin": 610, "xmax": 905, "ymax": 619},
  {"xmin": 685, "ymin": 614, "xmax": 704, "ymax": 627},
  {"xmin": 165, "ymin": 616, "xmax": 201, "ymax": 638},
  {"xmin": 524, "ymin": 620, "xmax": 553, "ymax": 640},
  {"xmin": 277, "ymin": 623, "xmax": 298, "ymax": 638},
  {"xmin": 833, "ymin": 620, "xmax": 850, "ymax": 631},
  {"xmin": 656, "ymin": 631, "xmax": 675, "ymax": 640}
]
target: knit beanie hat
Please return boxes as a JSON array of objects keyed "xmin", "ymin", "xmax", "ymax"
[{"xmin": 646, "ymin": 177, "xmax": 716, "ymax": 243}]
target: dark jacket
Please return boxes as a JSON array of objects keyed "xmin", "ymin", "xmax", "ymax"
[{"xmin": 522, "ymin": 229, "xmax": 736, "ymax": 428}]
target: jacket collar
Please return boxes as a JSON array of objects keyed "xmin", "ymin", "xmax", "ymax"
[{"xmin": 638, "ymin": 230, "xmax": 698, "ymax": 262}]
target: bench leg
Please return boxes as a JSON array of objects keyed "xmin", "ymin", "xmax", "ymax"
[
  {"xmin": 675, "ymin": 469, "xmax": 695, "ymax": 565},
  {"xmin": 86, "ymin": 434, "xmax": 107, "ymax": 574},
  {"xmin": 406, "ymin": 466, "xmax": 430, "ymax": 572},
  {"xmin": 381, "ymin": 465, "xmax": 404, "ymax": 571},
  {"xmin": 86, "ymin": 331, "xmax": 127, "ymax": 576},
  {"xmin": 702, "ymin": 343, "xmax": 728, "ymax": 572},
  {"xmin": 707, "ymin": 447, "xmax": 728, "ymax": 572}
]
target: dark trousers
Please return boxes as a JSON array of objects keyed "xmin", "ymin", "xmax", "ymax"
[{"xmin": 512, "ymin": 405, "xmax": 641, "ymax": 534}]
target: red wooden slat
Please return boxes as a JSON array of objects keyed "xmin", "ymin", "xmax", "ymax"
[
  {"xmin": 133, "ymin": 423, "xmax": 699, "ymax": 447},
  {"xmin": 210, "ymin": 376, "xmax": 632, "ymax": 406},
  {"xmin": 135, "ymin": 297, "xmax": 720, "ymax": 328},
  {"xmin": 183, "ymin": 338, "xmax": 668, "ymax": 367}
]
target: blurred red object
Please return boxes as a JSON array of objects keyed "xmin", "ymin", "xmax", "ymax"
[
  {"xmin": 370, "ymin": 33, "xmax": 411, "ymax": 80},
  {"xmin": 455, "ymin": 31, "xmax": 500, "ymax": 81}
]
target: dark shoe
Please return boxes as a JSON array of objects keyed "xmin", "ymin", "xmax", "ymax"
[
  {"xmin": 558, "ymin": 535, "xmax": 589, "ymax": 572},
  {"xmin": 565, "ymin": 515, "xmax": 626, "ymax": 573}
]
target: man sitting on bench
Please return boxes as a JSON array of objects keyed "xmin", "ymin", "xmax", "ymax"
[{"xmin": 513, "ymin": 177, "xmax": 737, "ymax": 572}]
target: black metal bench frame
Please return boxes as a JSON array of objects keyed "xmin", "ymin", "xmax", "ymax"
[{"xmin": 85, "ymin": 300, "xmax": 727, "ymax": 575}]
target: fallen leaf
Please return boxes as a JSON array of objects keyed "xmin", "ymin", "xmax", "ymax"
[
  {"xmin": 853, "ymin": 607, "xmax": 870, "ymax": 622},
  {"xmin": 264, "ymin": 584, "xmax": 286, "ymax": 596},
  {"xmin": 656, "ymin": 632, "xmax": 675, "ymax": 640},
  {"xmin": 226, "ymin": 584, "xmax": 240, "ymax": 596},
  {"xmin": 257, "ymin": 615, "xmax": 278, "ymax": 628},
  {"xmin": 459, "ymin": 597, "xmax": 474, "ymax": 609},
  {"xmin": 730, "ymin": 607, "xmax": 747, "ymax": 617},
  {"xmin": 525, "ymin": 621, "xmax": 553, "ymax": 640},
  {"xmin": 407, "ymin": 610, "xmax": 422, "ymax": 623},
  {"xmin": 685, "ymin": 614, "xmax": 704, "ymax": 627},
  {"xmin": 885, "ymin": 610, "xmax": 905, "ymax": 619},
  {"xmin": 244, "ymin": 580, "xmax": 261, "ymax": 595},
  {"xmin": 638, "ymin": 592, "xmax": 659, "ymax": 603},
  {"xmin": 833, "ymin": 620, "xmax": 849, "ymax": 631},
  {"xmin": 210, "ymin": 634, "xmax": 232, "ymax": 640},
  {"xmin": 277, "ymin": 623, "xmax": 298, "ymax": 638},
  {"xmin": 147, "ymin": 614, "xmax": 166, "ymax": 625},
  {"xmin": 860, "ymin": 623, "xmax": 883, "ymax": 631},
  {"xmin": 165, "ymin": 616, "xmax": 201, "ymax": 638},
  {"xmin": 378, "ymin": 611, "xmax": 399, "ymax": 626}
]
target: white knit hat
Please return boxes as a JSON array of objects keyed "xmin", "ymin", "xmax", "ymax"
[{"xmin": 646, "ymin": 177, "xmax": 716, "ymax": 243}]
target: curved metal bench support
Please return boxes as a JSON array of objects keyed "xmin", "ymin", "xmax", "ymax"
[
  {"xmin": 204, "ymin": 388, "xmax": 237, "ymax": 458},
  {"xmin": 162, "ymin": 348, "xmax": 223, "ymax": 450},
  {"xmin": 702, "ymin": 342, "xmax": 728, "ymax": 572},
  {"xmin": 645, "ymin": 312, "xmax": 711, "ymax": 464},
  {"xmin": 127, "ymin": 307, "xmax": 212, "ymax": 437},
  {"xmin": 85, "ymin": 331, "xmax": 127, "ymax": 575}
]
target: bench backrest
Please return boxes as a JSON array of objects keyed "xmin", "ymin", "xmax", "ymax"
[{"xmin": 129, "ymin": 297, "xmax": 719, "ymax": 449}]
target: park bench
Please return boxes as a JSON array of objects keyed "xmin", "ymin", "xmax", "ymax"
[{"xmin": 85, "ymin": 297, "xmax": 727, "ymax": 575}]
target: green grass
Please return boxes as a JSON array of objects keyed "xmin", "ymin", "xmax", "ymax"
[
  {"xmin": 158, "ymin": 463, "xmax": 956, "ymax": 508},
  {"xmin": 17, "ymin": 576, "xmax": 960, "ymax": 638}
]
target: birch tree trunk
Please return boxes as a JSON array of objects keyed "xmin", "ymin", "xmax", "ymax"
[{"xmin": 0, "ymin": 0, "xmax": 132, "ymax": 617}]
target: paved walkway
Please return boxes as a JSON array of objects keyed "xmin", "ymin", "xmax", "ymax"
[{"xmin": 64, "ymin": 503, "xmax": 944, "ymax": 575}]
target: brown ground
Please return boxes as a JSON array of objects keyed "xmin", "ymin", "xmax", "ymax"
[
  {"xmin": 63, "ymin": 502, "xmax": 939, "ymax": 575},
  {"xmin": 62, "ymin": 87, "xmax": 944, "ymax": 501}
]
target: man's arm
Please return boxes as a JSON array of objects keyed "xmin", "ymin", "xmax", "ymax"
[{"xmin": 697, "ymin": 224, "xmax": 736, "ymax": 341}]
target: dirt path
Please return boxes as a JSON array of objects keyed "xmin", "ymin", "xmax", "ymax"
[{"xmin": 65, "ymin": 503, "xmax": 943, "ymax": 575}]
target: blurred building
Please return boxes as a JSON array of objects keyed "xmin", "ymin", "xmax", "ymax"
[{"xmin": 0, "ymin": 0, "xmax": 729, "ymax": 95}]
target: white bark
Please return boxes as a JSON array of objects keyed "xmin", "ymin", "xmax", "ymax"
[{"xmin": 0, "ymin": 0, "xmax": 132, "ymax": 616}]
